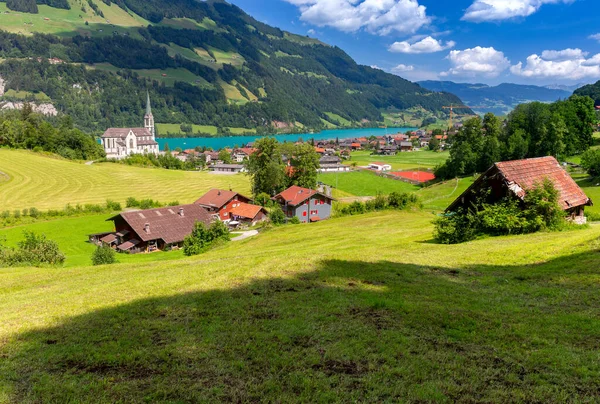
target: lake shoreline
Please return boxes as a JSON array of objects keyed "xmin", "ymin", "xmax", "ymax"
[{"xmin": 156, "ymin": 127, "xmax": 417, "ymax": 150}]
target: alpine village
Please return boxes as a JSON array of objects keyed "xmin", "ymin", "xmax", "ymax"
[{"xmin": 1, "ymin": 0, "xmax": 600, "ymax": 402}]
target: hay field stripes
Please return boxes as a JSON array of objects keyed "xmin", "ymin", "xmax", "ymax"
[{"xmin": 0, "ymin": 150, "xmax": 251, "ymax": 211}]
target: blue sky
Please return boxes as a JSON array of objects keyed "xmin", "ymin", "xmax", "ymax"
[{"xmin": 228, "ymin": 0, "xmax": 600, "ymax": 86}]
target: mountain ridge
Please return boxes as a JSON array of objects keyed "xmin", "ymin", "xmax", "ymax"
[
  {"xmin": 418, "ymin": 80, "xmax": 572, "ymax": 116},
  {"xmin": 0, "ymin": 0, "xmax": 463, "ymax": 134}
]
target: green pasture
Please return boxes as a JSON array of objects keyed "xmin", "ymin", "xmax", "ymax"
[
  {"xmin": 1, "ymin": 210, "xmax": 600, "ymax": 401},
  {"xmin": 346, "ymin": 150, "xmax": 449, "ymax": 171}
]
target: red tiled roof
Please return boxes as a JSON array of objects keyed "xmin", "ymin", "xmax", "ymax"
[
  {"xmin": 237, "ymin": 148, "xmax": 256, "ymax": 156},
  {"xmin": 315, "ymin": 147, "xmax": 326, "ymax": 153},
  {"xmin": 229, "ymin": 202, "xmax": 265, "ymax": 220},
  {"xmin": 273, "ymin": 185, "xmax": 332, "ymax": 206},
  {"xmin": 109, "ymin": 204, "xmax": 213, "ymax": 245},
  {"xmin": 310, "ymin": 216, "xmax": 321, "ymax": 222},
  {"xmin": 195, "ymin": 189, "xmax": 249, "ymax": 209},
  {"xmin": 351, "ymin": 143, "xmax": 361, "ymax": 147},
  {"xmin": 495, "ymin": 156, "xmax": 590, "ymax": 209},
  {"xmin": 391, "ymin": 171, "xmax": 436, "ymax": 182}
]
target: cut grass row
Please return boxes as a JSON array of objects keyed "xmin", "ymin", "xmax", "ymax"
[
  {"xmin": 0, "ymin": 149, "xmax": 251, "ymax": 211},
  {"xmin": 1, "ymin": 211, "xmax": 600, "ymax": 401}
]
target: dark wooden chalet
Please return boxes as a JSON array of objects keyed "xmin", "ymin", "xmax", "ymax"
[
  {"xmin": 447, "ymin": 156, "xmax": 592, "ymax": 224},
  {"xmin": 105, "ymin": 204, "xmax": 213, "ymax": 253}
]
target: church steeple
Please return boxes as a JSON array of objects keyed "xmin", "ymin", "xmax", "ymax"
[{"xmin": 144, "ymin": 90, "xmax": 155, "ymax": 138}]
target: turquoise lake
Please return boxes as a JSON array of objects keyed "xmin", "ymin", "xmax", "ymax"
[{"xmin": 156, "ymin": 127, "xmax": 416, "ymax": 150}]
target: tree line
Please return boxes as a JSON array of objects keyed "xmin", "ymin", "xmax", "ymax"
[
  {"xmin": 435, "ymin": 95, "xmax": 596, "ymax": 179},
  {"xmin": 0, "ymin": 107, "xmax": 105, "ymax": 160}
]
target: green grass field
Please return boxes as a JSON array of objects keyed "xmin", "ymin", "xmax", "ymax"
[
  {"xmin": 347, "ymin": 150, "xmax": 449, "ymax": 171},
  {"xmin": 318, "ymin": 171, "xmax": 420, "ymax": 197},
  {"xmin": 2, "ymin": 211, "xmax": 600, "ymax": 401},
  {"xmin": 0, "ymin": 149, "xmax": 251, "ymax": 211}
]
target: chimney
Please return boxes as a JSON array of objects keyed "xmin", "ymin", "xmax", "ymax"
[
  {"xmin": 218, "ymin": 191, "xmax": 221, "ymax": 196},
  {"xmin": 179, "ymin": 208, "xmax": 184, "ymax": 217},
  {"xmin": 144, "ymin": 223, "xmax": 150, "ymax": 234}
]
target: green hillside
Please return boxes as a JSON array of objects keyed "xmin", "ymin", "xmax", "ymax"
[
  {"xmin": 2, "ymin": 210, "xmax": 600, "ymax": 401},
  {"xmin": 0, "ymin": 0, "xmax": 463, "ymax": 133}
]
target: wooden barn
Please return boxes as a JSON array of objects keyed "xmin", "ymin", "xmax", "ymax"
[
  {"xmin": 447, "ymin": 157, "xmax": 592, "ymax": 224},
  {"xmin": 101, "ymin": 204, "xmax": 214, "ymax": 253}
]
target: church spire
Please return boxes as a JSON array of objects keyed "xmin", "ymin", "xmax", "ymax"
[
  {"xmin": 144, "ymin": 90, "xmax": 155, "ymax": 139},
  {"xmin": 145, "ymin": 90, "xmax": 152, "ymax": 116}
]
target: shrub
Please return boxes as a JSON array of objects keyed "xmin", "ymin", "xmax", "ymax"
[
  {"xmin": 29, "ymin": 207, "xmax": 39, "ymax": 218},
  {"xmin": 183, "ymin": 220, "xmax": 230, "ymax": 256},
  {"xmin": 433, "ymin": 209, "xmax": 480, "ymax": 244},
  {"xmin": 0, "ymin": 211, "xmax": 9, "ymax": 219},
  {"xmin": 289, "ymin": 216, "xmax": 301, "ymax": 224},
  {"xmin": 106, "ymin": 200, "xmax": 122, "ymax": 211},
  {"xmin": 167, "ymin": 201, "xmax": 180, "ymax": 207},
  {"xmin": 13, "ymin": 210, "xmax": 21, "ymax": 219},
  {"xmin": 581, "ymin": 148, "xmax": 600, "ymax": 178},
  {"xmin": 269, "ymin": 205, "xmax": 286, "ymax": 225},
  {"xmin": 92, "ymin": 245, "xmax": 117, "ymax": 266},
  {"xmin": 21, "ymin": 208, "xmax": 28, "ymax": 217},
  {"xmin": 126, "ymin": 197, "xmax": 139, "ymax": 208},
  {"xmin": 0, "ymin": 231, "xmax": 65, "ymax": 267},
  {"xmin": 254, "ymin": 192, "xmax": 272, "ymax": 207}
]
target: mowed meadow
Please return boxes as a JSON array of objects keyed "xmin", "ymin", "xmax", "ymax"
[
  {"xmin": 0, "ymin": 149, "xmax": 251, "ymax": 211},
  {"xmin": 1, "ymin": 211, "xmax": 600, "ymax": 402}
]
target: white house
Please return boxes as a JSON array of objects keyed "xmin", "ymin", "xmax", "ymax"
[
  {"xmin": 101, "ymin": 91, "xmax": 159, "ymax": 159},
  {"xmin": 368, "ymin": 162, "xmax": 392, "ymax": 171}
]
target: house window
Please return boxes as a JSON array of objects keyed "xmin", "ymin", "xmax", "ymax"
[
  {"xmin": 223, "ymin": 212, "xmax": 228, "ymax": 217},
  {"xmin": 129, "ymin": 139, "xmax": 134, "ymax": 149},
  {"xmin": 302, "ymin": 211, "xmax": 307, "ymax": 217}
]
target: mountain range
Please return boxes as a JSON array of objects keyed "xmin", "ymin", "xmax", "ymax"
[
  {"xmin": 418, "ymin": 81, "xmax": 574, "ymax": 116},
  {"xmin": 0, "ymin": 0, "xmax": 464, "ymax": 134}
]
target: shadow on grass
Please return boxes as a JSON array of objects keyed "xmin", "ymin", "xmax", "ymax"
[{"xmin": 2, "ymin": 253, "xmax": 600, "ymax": 402}]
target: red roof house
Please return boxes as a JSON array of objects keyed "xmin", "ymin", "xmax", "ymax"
[
  {"xmin": 195, "ymin": 189, "xmax": 252, "ymax": 221},
  {"xmin": 447, "ymin": 156, "xmax": 592, "ymax": 223},
  {"xmin": 229, "ymin": 202, "xmax": 268, "ymax": 226},
  {"xmin": 272, "ymin": 186, "xmax": 334, "ymax": 223}
]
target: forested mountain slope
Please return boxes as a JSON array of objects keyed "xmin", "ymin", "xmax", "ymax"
[
  {"xmin": 574, "ymin": 80, "xmax": 600, "ymax": 107},
  {"xmin": 0, "ymin": 0, "xmax": 463, "ymax": 134},
  {"xmin": 418, "ymin": 81, "xmax": 572, "ymax": 115}
]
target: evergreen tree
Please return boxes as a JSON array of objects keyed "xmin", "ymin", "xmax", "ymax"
[{"xmin": 6, "ymin": 0, "xmax": 38, "ymax": 13}]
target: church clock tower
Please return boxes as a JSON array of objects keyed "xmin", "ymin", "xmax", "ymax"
[{"xmin": 144, "ymin": 90, "xmax": 155, "ymax": 139}]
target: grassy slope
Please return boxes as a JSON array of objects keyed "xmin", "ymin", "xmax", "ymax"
[
  {"xmin": 155, "ymin": 123, "xmax": 256, "ymax": 136},
  {"xmin": 1, "ymin": 211, "xmax": 600, "ymax": 401},
  {"xmin": 0, "ymin": 149, "xmax": 251, "ymax": 211}
]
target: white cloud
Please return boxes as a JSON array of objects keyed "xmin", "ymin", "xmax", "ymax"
[
  {"xmin": 389, "ymin": 36, "xmax": 456, "ymax": 54},
  {"xmin": 284, "ymin": 0, "xmax": 431, "ymax": 35},
  {"xmin": 511, "ymin": 48, "xmax": 600, "ymax": 80},
  {"xmin": 540, "ymin": 48, "xmax": 587, "ymax": 61},
  {"xmin": 462, "ymin": 0, "xmax": 572, "ymax": 22},
  {"xmin": 589, "ymin": 33, "xmax": 600, "ymax": 43},
  {"xmin": 442, "ymin": 46, "xmax": 510, "ymax": 78},
  {"xmin": 391, "ymin": 64, "xmax": 414, "ymax": 72},
  {"xmin": 307, "ymin": 29, "xmax": 317, "ymax": 35}
]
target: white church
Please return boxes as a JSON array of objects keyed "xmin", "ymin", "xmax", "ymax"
[{"xmin": 101, "ymin": 92, "xmax": 159, "ymax": 159}]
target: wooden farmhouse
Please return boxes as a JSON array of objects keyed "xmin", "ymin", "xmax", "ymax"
[
  {"xmin": 447, "ymin": 156, "xmax": 592, "ymax": 224},
  {"xmin": 100, "ymin": 204, "xmax": 214, "ymax": 253}
]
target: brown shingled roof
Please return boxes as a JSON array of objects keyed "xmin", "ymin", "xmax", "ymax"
[
  {"xmin": 495, "ymin": 156, "xmax": 591, "ymax": 210},
  {"xmin": 108, "ymin": 204, "xmax": 213, "ymax": 245},
  {"xmin": 195, "ymin": 189, "xmax": 250, "ymax": 209}
]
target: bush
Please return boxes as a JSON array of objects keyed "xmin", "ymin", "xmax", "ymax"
[
  {"xmin": 13, "ymin": 210, "xmax": 21, "ymax": 219},
  {"xmin": 183, "ymin": 220, "xmax": 230, "ymax": 256},
  {"xmin": 92, "ymin": 245, "xmax": 117, "ymax": 266},
  {"xmin": 289, "ymin": 216, "xmax": 301, "ymax": 224},
  {"xmin": 581, "ymin": 148, "xmax": 600, "ymax": 178},
  {"xmin": 254, "ymin": 192, "xmax": 272, "ymax": 207},
  {"xmin": 433, "ymin": 209, "xmax": 481, "ymax": 244},
  {"xmin": 269, "ymin": 205, "xmax": 286, "ymax": 225},
  {"xmin": 0, "ymin": 211, "xmax": 9, "ymax": 219},
  {"xmin": 21, "ymin": 208, "xmax": 28, "ymax": 217},
  {"xmin": 0, "ymin": 231, "xmax": 65, "ymax": 267},
  {"xmin": 29, "ymin": 207, "xmax": 39, "ymax": 218},
  {"xmin": 106, "ymin": 200, "xmax": 122, "ymax": 211},
  {"xmin": 126, "ymin": 197, "xmax": 139, "ymax": 208}
]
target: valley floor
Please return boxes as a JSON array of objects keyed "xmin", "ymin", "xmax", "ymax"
[{"xmin": 1, "ymin": 211, "xmax": 600, "ymax": 402}]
